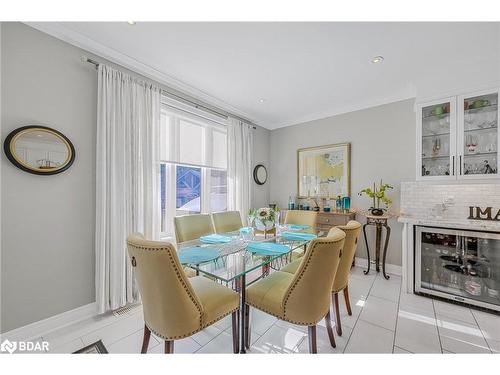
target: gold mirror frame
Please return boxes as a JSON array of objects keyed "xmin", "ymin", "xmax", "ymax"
[{"xmin": 3, "ymin": 126, "xmax": 75, "ymax": 175}]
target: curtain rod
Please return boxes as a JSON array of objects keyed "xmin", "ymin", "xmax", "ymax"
[{"xmin": 82, "ymin": 56, "xmax": 257, "ymax": 129}]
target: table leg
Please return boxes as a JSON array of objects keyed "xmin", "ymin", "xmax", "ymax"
[
  {"xmin": 375, "ymin": 225, "xmax": 382, "ymax": 273},
  {"xmin": 382, "ymin": 224, "xmax": 391, "ymax": 280},
  {"xmin": 239, "ymin": 274, "xmax": 246, "ymax": 354},
  {"xmin": 362, "ymin": 223, "xmax": 371, "ymax": 275}
]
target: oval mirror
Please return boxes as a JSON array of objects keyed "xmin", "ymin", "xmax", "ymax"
[
  {"xmin": 253, "ymin": 164, "xmax": 268, "ymax": 185},
  {"xmin": 3, "ymin": 126, "xmax": 75, "ymax": 175}
]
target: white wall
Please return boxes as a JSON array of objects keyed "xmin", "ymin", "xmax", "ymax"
[
  {"xmin": 269, "ymin": 99, "xmax": 416, "ymax": 266},
  {"xmin": 1, "ymin": 23, "xmax": 271, "ymax": 332},
  {"xmin": 1, "ymin": 23, "xmax": 97, "ymax": 332},
  {"xmin": 252, "ymin": 125, "xmax": 271, "ymax": 208}
]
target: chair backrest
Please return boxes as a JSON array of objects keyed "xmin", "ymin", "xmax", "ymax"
[
  {"xmin": 174, "ymin": 214, "xmax": 215, "ymax": 243},
  {"xmin": 284, "ymin": 210, "xmax": 317, "ymax": 234},
  {"xmin": 212, "ymin": 211, "xmax": 243, "ymax": 233},
  {"xmin": 282, "ymin": 228, "xmax": 345, "ymax": 325},
  {"xmin": 126, "ymin": 233, "xmax": 203, "ymax": 340},
  {"xmin": 331, "ymin": 220, "xmax": 362, "ymax": 293}
]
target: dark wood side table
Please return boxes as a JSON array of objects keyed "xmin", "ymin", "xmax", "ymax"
[{"xmin": 360, "ymin": 212, "xmax": 395, "ymax": 280}]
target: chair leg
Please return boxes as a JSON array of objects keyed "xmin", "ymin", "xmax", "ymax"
[
  {"xmin": 308, "ymin": 325, "xmax": 317, "ymax": 354},
  {"xmin": 244, "ymin": 304, "xmax": 251, "ymax": 349},
  {"xmin": 164, "ymin": 340, "xmax": 174, "ymax": 354},
  {"xmin": 141, "ymin": 324, "xmax": 151, "ymax": 353},
  {"xmin": 344, "ymin": 285, "xmax": 352, "ymax": 316},
  {"xmin": 333, "ymin": 292, "xmax": 342, "ymax": 336},
  {"xmin": 324, "ymin": 310, "xmax": 336, "ymax": 348},
  {"xmin": 231, "ymin": 311, "xmax": 239, "ymax": 354}
]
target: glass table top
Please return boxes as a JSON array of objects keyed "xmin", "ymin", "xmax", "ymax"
[{"xmin": 177, "ymin": 231, "xmax": 311, "ymax": 283}]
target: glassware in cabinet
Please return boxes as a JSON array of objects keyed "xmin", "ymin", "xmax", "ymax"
[
  {"xmin": 459, "ymin": 90, "xmax": 499, "ymax": 177},
  {"xmin": 419, "ymin": 100, "xmax": 455, "ymax": 178}
]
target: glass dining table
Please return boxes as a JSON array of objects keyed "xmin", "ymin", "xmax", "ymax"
[{"xmin": 177, "ymin": 229, "xmax": 314, "ymax": 353}]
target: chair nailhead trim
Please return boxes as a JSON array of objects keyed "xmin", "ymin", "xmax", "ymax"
[
  {"xmin": 282, "ymin": 237, "xmax": 344, "ymax": 325},
  {"xmin": 127, "ymin": 241, "xmax": 206, "ymax": 339}
]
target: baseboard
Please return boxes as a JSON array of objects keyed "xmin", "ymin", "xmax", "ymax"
[
  {"xmin": 1, "ymin": 302, "xmax": 97, "ymax": 342},
  {"xmin": 355, "ymin": 257, "xmax": 402, "ymax": 276}
]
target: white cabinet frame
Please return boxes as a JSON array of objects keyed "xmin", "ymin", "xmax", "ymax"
[
  {"xmin": 416, "ymin": 87, "xmax": 499, "ymax": 181},
  {"xmin": 456, "ymin": 87, "xmax": 500, "ymax": 181},
  {"xmin": 416, "ymin": 96, "xmax": 457, "ymax": 181}
]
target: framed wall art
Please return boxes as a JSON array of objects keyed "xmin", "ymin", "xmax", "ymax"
[{"xmin": 297, "ymin": 143, "xmax": 350, "ymax": 198}]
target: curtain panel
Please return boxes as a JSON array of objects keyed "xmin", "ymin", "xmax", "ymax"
[
  {"xmin": 227, "ymin": 117, "xmax": 253, "ymax": 223},
  {"xmin": 95, "ymin": 64, "xmax": 161, "ymax": 314}
]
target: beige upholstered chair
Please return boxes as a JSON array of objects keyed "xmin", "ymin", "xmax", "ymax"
[
  {"xmin": 127, "ymin": 233, "xmax": 240, "ymax": 353},
  {"xmin": 284, "ymin": 210, "xmax": 318, "ymax": 234},
  {"xmin": 174, "ymin": 214, "xmax": 215, "ymax": 243},
  {"xmin": 212, "ymin": 211, "xmax": 243, "ymax": 233},
  {"xmin": 330, "ymin": 220, "xmax": 362, "ymax": 336},
  {"xmin": 244, "ymin": 228, "xmax": 346, "ymax": 353},
  {"xmin": 283, "ymin": 210, "xmax": 318, "ymax": 258},
  {"xmin": 281, "ymin": 220, "xmax": 362, "ymax": 337}
]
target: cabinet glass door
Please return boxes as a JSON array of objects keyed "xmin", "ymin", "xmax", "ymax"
[
  {"xmin": 461, "ymin": 92, "xmax": 498, "ymax": 176},
  {"xmin": 420, "ymin": 101, "xmax": 454, "ymax": 177}
]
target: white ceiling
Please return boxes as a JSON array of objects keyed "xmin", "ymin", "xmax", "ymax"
[{"xmin": 29, "ymin": 22, "xmax": 500, "ymax": 129}]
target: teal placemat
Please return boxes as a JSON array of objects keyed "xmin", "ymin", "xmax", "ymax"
[
  {"xmin": 281, "ymin": 232, "xmax": 317, "ymax": 241},
  {"xmin": 199, "ymin": 234, "xmax": 232, "ymax": 244},
  {"xmin": 288, "ymin": 224, "xmax": 311, "ymax": 230},
  {"xmin": 239, "ymin": 227, "xmax": 252, "ymax": 234},
  {"xmin": 247, "ymin": 242, "xmax": 290, "ymax": 256},
  {"xmin": 178, "ymin": 247, "xmax": 220, "ymax": 265}
]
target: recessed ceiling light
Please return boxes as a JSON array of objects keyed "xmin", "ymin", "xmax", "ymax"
[
  {"xmin": 127, "ymin": 21, "xmax": 136, "ymax": 25},
  {"xmin": 259, "ymin": 98, "xmax": 266, "ymax": 103},
  {"xmin": 371, "ymin": 56, "xmax": 384, "ymax": 64}
]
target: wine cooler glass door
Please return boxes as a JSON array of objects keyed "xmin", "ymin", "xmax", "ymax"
[
  {"xmin": 458, "ymin": 90, "xmax": 499, "ymax": 178},
  {"xmin": 467, "ymin": 232, "xmax": 500, "ymax": 308},
  {"xmin": 418, "ymin": 98, "xmax": 456, "ymax": 180},
  {"xmin": 416, "ymin": 226, "xmax": 500, "ymax": 311}
]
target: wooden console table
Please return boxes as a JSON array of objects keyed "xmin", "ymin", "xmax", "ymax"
[{"xmin": 279, "ymin": 209, "xmax": 356, "ymax": 233}]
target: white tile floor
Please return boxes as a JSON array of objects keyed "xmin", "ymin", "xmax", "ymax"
[{"xmin": 39, "ymin": 266, "xmax": 499, "ymax": 354}]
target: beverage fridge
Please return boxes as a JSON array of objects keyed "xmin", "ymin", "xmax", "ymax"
[{"xmin": 415, "ymin": 226, "xmax": 500, "ymax": 312}]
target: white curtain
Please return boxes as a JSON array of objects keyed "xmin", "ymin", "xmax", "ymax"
[
  {"xmin": 95, "ymin": 64, "xmax": 161, "ymax": 314},
  {"xmin": 227, "ymin": 117, "xmax": 253, "ymax": 223}
]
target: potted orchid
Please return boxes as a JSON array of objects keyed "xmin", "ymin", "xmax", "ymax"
[
  {"xmin": 358, "ymin": 180, "xmax": 393, "ymax": 216},
  {"xmin": 248, "ymin": 207, "xmax": 279, "ymax": 231}
]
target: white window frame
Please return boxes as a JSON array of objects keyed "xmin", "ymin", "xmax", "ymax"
[{"xmin": 160, "ymin": 106, "xmax": 228, "ymax": 238}]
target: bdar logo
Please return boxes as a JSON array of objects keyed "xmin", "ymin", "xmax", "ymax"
[{"xmin": 1, "ymin": 339, "xmax": 17, "ymax": 354}]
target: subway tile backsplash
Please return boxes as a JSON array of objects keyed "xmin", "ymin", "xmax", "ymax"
[{"xmin": 400, "ymin": 182, "xmax": 500, "ymax": 220}]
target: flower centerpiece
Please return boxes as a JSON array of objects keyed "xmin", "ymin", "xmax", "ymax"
[
  {"xmin": 248, "ymin": 207, "xmax": 279, "ymax": 231},
  {"xmin": 358, "ymin": 180, "xmax": 393, "ymax": 216}
]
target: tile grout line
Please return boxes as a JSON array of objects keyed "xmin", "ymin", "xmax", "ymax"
[
  {"xmin": 470, "ymin": 310, "xmax": 493, "ymax": 354},
  {"xmin": 192, "ymin": 326, "xmax": 226, "ymax": 352},
  {"xmin": 42, "ymin": 310, "xmax": 135, "ymax": 348},
  {"xmin": 391, "ymin": 280, "xmax": 402, "ymax": 353},
  {"xmin": 431, "ymin": 299, "xmax": 444, "ymax": 354},
  {"xmin": 343, "ymin": 272, "xmax": 377, "ymax": 353}
]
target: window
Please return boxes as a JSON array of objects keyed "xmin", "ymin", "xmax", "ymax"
[
  {"xmin": 176, "ymin": 165, "xmax": 201, "ymax": 214},
  {"xmin": 159, "ymin": 107, "xmax": 228, "ymax": 236}
]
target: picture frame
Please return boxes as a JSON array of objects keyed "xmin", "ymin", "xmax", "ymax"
[{"xmin": 297, "ymin": 143, "xmax": 351, "ymax": 198}]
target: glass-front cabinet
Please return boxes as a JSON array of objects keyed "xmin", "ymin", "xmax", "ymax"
[
  {"xmin": 418, "ymin": 98, "xmax": 456, "ymax": 179},
  {"xmin": 458, "ymin": 90, "xmax": 499, "ymax": 178},
  {"xmin": 416, "ymin": 226, "xmax": 500, "ymax": 312},
  {"xmin": 417, "ymin": 88, "xmax": 500, "ymax": 180}
]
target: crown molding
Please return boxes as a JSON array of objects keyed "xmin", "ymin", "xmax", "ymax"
[
  {"xmin": 267, "ymin": 88, "xmax": 417, "ymax": 130},
  {"xmin": 24, "ymin": 22, "xmax": 259, "ymax": 127}
]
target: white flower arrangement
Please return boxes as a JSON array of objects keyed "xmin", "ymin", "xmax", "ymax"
[{"xmin": 248, "ymin": 207, "xmax": 279, "ymax": 231}]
